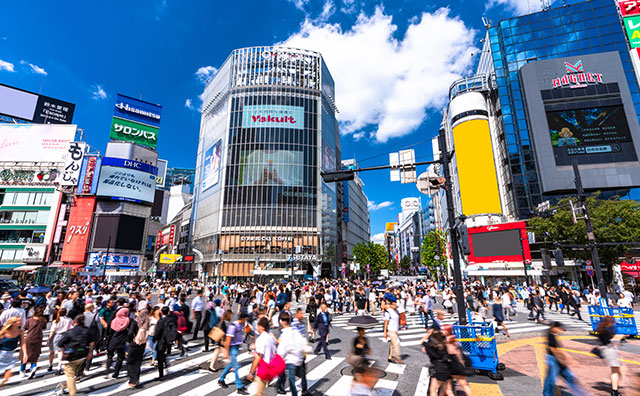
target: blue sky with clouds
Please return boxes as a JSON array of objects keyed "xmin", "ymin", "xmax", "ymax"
[{"xmin": 0, "ymin": 0, "xmax": 534, "ymax": 242}]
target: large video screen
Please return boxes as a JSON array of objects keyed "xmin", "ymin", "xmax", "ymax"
[
  {"xmin": 238, "ymin": 149, "xmax": 304, "ymax": 186},
  {"xmin": 202, "ymin": 139, "xmax": 222, "ymax": 192},
  {"xmin": 546, "ymin": 105, "xmax": 637, "ymax": 165},
  {"xmin": 470, "ymin": 229, "xmax": 522, "ymax": 257}
]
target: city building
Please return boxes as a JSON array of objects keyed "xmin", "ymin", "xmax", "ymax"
[
  {"xmin": 191, "ymin": 46, "xmax": 342, "ymax": 280},
  {"xmin": 340, "ymin": 159, "xmax": 370, "ymax": 276},
  {"xmin": 160, "ymin": 166, "xmax": 195, "ymax": 194},
  {"xmin": 396, "ymin": 197, "xmax": 423, "ymax": 269}
]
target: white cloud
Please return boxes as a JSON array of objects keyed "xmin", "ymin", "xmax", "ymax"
[
  {"xmin": 28, "ymin": 63, "xmax": 47, "ymax": 75},
  {"xmin": 185, "ymin": 98, "xmax": 194, "ymax": 110},
  {"xmin": 288, "ymin": 0, "xmax": 310, "ymax": 11},
  {"xmin": 280, "ymin": 7, "xmax": 477, "ymax": 142},
  {"xmin": 318, "ymin": 0, "xmax": 335, "ymax": 21},
  {"xmin": 0, "ymin": 59, "xmax": 14, "ymax": 72},
  {"xmin": 371, "ymin": 232, "xmax": 385, "ymax": 244},
  {"xmin": 195, "ymin": 66, "xmax": 218, "ymax": 83},
  {"xmin": 486, "ymin": 0, "xmax": 542, "ymax": 14},
  {"xmin": 91, "ymin": 84, "xmax": 107, "ymax": 100},
  {"xmin": 367, "ymin": 200, "xmax": 393, "ymax": 211}
]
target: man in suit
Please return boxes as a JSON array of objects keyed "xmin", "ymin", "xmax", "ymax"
[{"xmin": 313, "ymin": 302, "xmax": 331, "ymax": 359}]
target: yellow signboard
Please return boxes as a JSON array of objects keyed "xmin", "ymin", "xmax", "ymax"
[
  {"xmin": 159, "ymin": 254, "xmax": 182, "ymax": 264},
  {"xmin": 385, "ymin": 222, "xmax": 397, "ymax": 231},
  {"xmin": 451, "ymin": 119, "xmax": 502, "ymax": 216}
]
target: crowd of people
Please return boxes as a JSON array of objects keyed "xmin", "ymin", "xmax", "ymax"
[{"xmin": 0, "ymin": 276, "xmax": 635, "ymax": 396}]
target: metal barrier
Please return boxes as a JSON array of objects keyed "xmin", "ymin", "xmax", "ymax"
[
  {"xmin": 452, "ymin": 311, "xmax": 504, "ymax": 380},
  {"xmin": 587, "ymin": 298, "xmax": 638, "ymax": 337}
]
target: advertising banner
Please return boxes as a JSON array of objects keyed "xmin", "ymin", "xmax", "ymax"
[
  {"xmin": 156, "ymin": 159, "xmax": 168, "ymax": 187},
  {"xmin": 101, "ymin": 157, "xmax": 158, "ymax": 175},
  {"xmin": 385, "ymin": 222, "xmax": 397, "ymax": 231},
  {"xmin": 0, "ymin": 124, "xmax": 76, "ymax": 162},
  {"xmin": 0, "ymin": 83, "xmax": 75, "ymax": 124},
  {"xmin": 113, "ymin": 94, "xmax": 162, "ymax": 128},
  {"xmin": 0, "ymin": 168, "xmax": 61, "ymax": 186},
  {"xmin": 96, "ymin": 166, "xmax": 157, "ymax": 203},
  {"xmin": 238, "ymin": 149, "xmax": 303, "ymax": 186},
  {"xmin": 624, "ymin": 15, "xmax": 640, "ymax": 48},
  {"xmin": 620, "ymin": 1, "xmax": 640, "ymax": 16},
  {"xmin": 467, "ymin": 221, "xmax": 530, "ymax": 264},
  {"xmin": 76, "ymin": 156, "xmax": 101, "ymax": 194},
  {"xmin": 109, "ymin": 117, "xmax": 159, "ymax": 148},
  {"xmin": 61, "ymin": 142, "xmax": 86, "ymax": 187},
  {"xmin": 202, "ymin": 139, "xmax": 222, "ymax": 191},
  {"xmin": 61, "ymin": 196, "xmax": 96, "ymax": 263},
  {"xmin": 159, "ymin": 254, "xmax": 182, "ymax": 264},
  {"xmin": 22, "ymin": 244, "xmax": 47, "ymax": 263},
  {"xmin": 242, "ymin": 105, "xmax": 304, "ymax": 130},
  {"xmin": 88, "ymin": 252, "xmax": 141, "ymax": 270}
]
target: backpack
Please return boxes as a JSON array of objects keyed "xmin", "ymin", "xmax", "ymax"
[
  {"xmin": 207, "ymin": 308, "xmax": 219, "ymax": 328},
  {"xmin": 175, "ymin": 311, "xmax": 187, "ymax": 333},
  {"xmin": 164, "ymin": 316, "xmax": 178, "ymax": 343}
]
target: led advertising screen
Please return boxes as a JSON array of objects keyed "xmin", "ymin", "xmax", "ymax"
[
  {"xmin": 546, "ymin": 105, "xmax": 637, "ymax": 165},
  {"xmin": 0, "ymin": 124, "xmax": 76, "ymax": 162},
  {"xmin": 467, "ymin": 221, "xmax": 531, "ymax": 264},
  {"xmin": 202, "ymin": 140, "xmax": 222, "ymax": 192},
  {"xmin": 0, "ymin": 83, "xmax": 75, "ymax": 124},
  {"xmin": 241, "ymin": 105, "xmax": 304, "ymax": 130},
  {"xmin": 113, "ymin": 94, "xmax": 162, "ymax": 128},
  {"xmin": 238, "ymin": 149, "xmax": 303, "ymax": 186},
  {"xmin": 96, "ymin": 166, "xmax": 157, "ymax": 203}
]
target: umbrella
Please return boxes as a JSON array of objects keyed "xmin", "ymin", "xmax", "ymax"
[
  {"xmin": 371, "ymin": 281, "xmax": 382, "ymax": 285},
  {"xmin": 376, "ymin": 285, "xmax": 386, "ymax": 291},
  {"xmin": 347, "ymin": 315, "xmax": 380, "ymax": 329},
  {"xmin": 28, "ymin": 286, "xmax": 51, "ymax": 294}
]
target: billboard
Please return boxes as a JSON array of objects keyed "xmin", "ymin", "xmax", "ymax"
[
  {"xmin": 88, "ymin": 252, "xmax": 141, "ymax": 270},
  {"xmin": 467, "ymin": 221, "xmax": 531, "ymax": 264},
  {"xmin": 451, "ymin": 118, "xmax": 502, "ymax": 216},
  {"xmin": 76, "ymin": 156, "xmax": 101, "ymax": 194},
  {"xmin": 96, "ymin": 166, "xmax": 157, "ymax": 203},
  {"xmin": 22, "ymin": 244, "xmax": 47, "ymax": 263},
  {"xmin": 92, "ymin": 215, "xmax": 145, "ymax": 250},
  {"xmin": 202, "ymin": 139, "xmax": 222, "ymax": 191},
  {"xmin": 0, "ymin": 83, "xmax": 75, "ymax": 124},
  {"xmin": 624, "ymin": 15, "xmax": 640, "ymax": 48},
  {"xmin": 0, "ymin": 124, "xmax": 76, "ymax": 162},
  {"xmin": 101, "ymin": 157, "xmax": 158, "ymax": 175},
  {"xmin": 238, "ymin": 149, "xmax": 303, "ymax": 186},
  {"xmin": 61, "ymin": 196, "xmax": 96, "ymax": 263},
  {"xmin": 159, "ymin": 254, "xmax": 182, "ymax": 264},
  {"xmin": 546, "ymin": 105, "xmax": 636, "ymax": 165},
  {"xmin": 620, "ymin": 1, "xmax": 640, "ymax": 16},
  {"xmin": 109, "ymin": 117, "xmax": 159, "ymax": 148},
  {"xmin": 242, "ymin": 105, "xmax": 304, "ymax": 130},
  {"xmin": 385, "ymin": 222, "xmax": 397, "ymax": 231},
  {"xmin": 61, "ymin": 142, "xmax": 86, "ymax": 187},
  {"xmin": 156, "ymin": 159, "xmax": 168, "ymax": 187},
  {"xmin": 113, "ymin": 94, "xmax": 162, "ymax": 128}
]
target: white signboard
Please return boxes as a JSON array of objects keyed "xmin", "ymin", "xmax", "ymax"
[
  {"xmin": 96, "ymin": 165, "xmax": 156, "ymax": 203},
  {"xmin": 22, "ymin": 244, "xmax": 47, "ymax": 263},
  {"xmin": 0, "ymin": 124, "xmax": 76, "ymax": 162},
  {"xmin": 61, "ymin": 142, "xmax": 85, "ymax": 186}
]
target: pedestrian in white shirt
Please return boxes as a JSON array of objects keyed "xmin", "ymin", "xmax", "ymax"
[
  {"xmin": 502, "ymin": 291, "xmax": 512, "ymax": 321},
  {"xmin": 383, "ymin": 300, "xmax": 403, "ymax": 364},
  {"xmin": 0, "ymin": 299, "xmax": 26, "ymax": 327},
  {"xmin": 190, "ymin": 289, "xmax": 205, "ymax": 340},
  {"xmin": 275, "ymin": 312, "xmax": 307, "ymax": 396},
  {"xmin": 247, "ymin": 317, "xmax": 277, "ymax": 396}
]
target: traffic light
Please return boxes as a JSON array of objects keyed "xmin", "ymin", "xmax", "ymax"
[
  {"xmin": 525, "ymin": 261, "xmax": 532, "ymax": 271},
  {"xmin": 457, "ymin": 224, "xmax": 471, "ymax": 255},
  {"xmin": 541, "ymin": 248, "xmax": 552, "ymax": 270},
  {"xmin": 322, "ymin": 171, "xmax": 355, "ymax": 183},
  {"xmin": 553, "ymin": 249, "xmax": 564, "ymax": 266}
]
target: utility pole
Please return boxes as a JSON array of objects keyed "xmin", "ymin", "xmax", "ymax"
[
  {"xmin": 571, "ymin": 157, "xmax": 608, "ymax": 298},
  {"xmin": 437, "ymin": 128, "xmax": 468, "ymax": 325}
]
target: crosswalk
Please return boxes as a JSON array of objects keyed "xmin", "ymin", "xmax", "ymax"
[
  {"xmin": 330, "ymin": 307, "xmax": 596, "ymax": 346},
  {"xmin": 3, "ymin": 327, "xmax": 429, "ymax": 396}
]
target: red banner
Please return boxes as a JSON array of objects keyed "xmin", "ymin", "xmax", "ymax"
[
  {"xmin": 620, "ymin": 1, "xmax": 640, "ymax": 16},
  {"xmin": 621, "ymin": 260, "xmax": 640, "ymax": 278},
  {"xmin": 60, "ymin": 196, "xmax": 96, "ymax": 264}
]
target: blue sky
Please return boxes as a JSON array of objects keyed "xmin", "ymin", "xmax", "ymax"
[{"xmin": 0, "ymin": 0, "xmax": 532, "ymax": 241}]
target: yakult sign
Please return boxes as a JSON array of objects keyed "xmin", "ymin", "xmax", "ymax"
[{"xmin": 242, "ymin": 105, "xmax": 304, "ymax": 130}]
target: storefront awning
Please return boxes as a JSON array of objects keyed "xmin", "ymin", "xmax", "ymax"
[
  {"xmin": 0, "ymin": 264, "xmax": 22, "ymax": 271},
  {"xmin": 13, "ymin": 265, "xmax": 41, "ymax": 272},
  {"xmin": 49, "ymin": 264, "xmax": 84, "ymax": 270}
]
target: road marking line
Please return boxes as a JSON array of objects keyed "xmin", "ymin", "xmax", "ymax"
[
  {"xmin": 324, "ymin": 375, "xmax": 354, "ymax": 396},
  {"xmin": 413, "ymin": 367, "xmax": 430, "ymax": 396},
  {"xmin": 371, "ymin": 378, "xmax": 397, "ymax": 396},
  {"xmin": 468, "ymin": 383, "xmax": 503, "ymax": 395},
  {"xmin": 385, "ymin": 363, "xmax": 405, "ymax": 374},
  {"xmin": 559, "ymin": 347, "xmax": 640, "ymax": 365},
  {"xmin": 132, "ymin": 370, "xmax": 208, "ymax": 396}
]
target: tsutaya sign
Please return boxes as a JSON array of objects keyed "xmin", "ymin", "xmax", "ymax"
[
  {"xmin": 552, "ymin": 60, "xmax": 603, "ymax": 88},
  {"xmin": 242, "ymin": 105, "xmax": 304, "ymax": 130}
]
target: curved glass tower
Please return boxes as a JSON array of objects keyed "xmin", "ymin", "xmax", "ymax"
[{"xmin": 192, "ymin": 46, "xmax": 341, "ymax": 280}]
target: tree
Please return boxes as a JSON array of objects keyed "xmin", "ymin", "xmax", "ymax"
[
  {"xmin": 353, "ymin": 241, "xmax": 393, "ymax": 277},
  {"xmin": 527, "ymin": 195, "xmax": 640, "ymax": 280},
  {"xmin": 399, "ymin": 255, "xmax": 412, "ymax": 274},
  {"xmin": 421, "ymin": 230, "xmax": 448, "ymax": 280}
]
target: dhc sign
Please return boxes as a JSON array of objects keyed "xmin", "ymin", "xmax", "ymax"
[{"xmin": 242, "ymin": 105, "xmax": 304, "ymax": 130}]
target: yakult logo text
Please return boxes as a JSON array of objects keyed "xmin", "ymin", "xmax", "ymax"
[{"xmin": 251, "ymin": 115, "xmax": 297, "ymax": 125}]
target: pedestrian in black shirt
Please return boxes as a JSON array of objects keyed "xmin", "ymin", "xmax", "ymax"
[{"xmin": 55, "ymin": 315, "xmax": 95, "ymax": 396}]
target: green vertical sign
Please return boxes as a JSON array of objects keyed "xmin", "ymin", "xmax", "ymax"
[
  {"xmin": 109, "ymin": 117, "xmax": 159, "ymax": 148},
  {"xmin": 625, "ymin": 15, "xmax": 640, "ymax": 48}
]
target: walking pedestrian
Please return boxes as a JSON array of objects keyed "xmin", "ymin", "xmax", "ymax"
[
  {"xmin": 202, "ymin": 301, "xmax": 219, "ymax": 352},
  {"xmin": 54, "ymin": 315, "xmax": 95, "ymax": 396},
  {"xmin": 153, "ymin": 306, "xmax": 175, "ymax": 379},
  {"xmin": 595, "ymin": 317, "xmax": 623, "ymax": 396},
  {"xmin": 542, "ymin": 321, "xmax": 588, "ymax": 396},
  {"xmin": 48, "ymin": 308, "xmax": 72, "ymax": 374},
  {"xmin": 126, "ymin": 302, "xmax": 149, "ymax": 388},
  {"xmin": 217, "ymin": 312, "xmax": 250, "ymax": 394},
  {"xmin": 276, "ymin": 311, "xmax": 306, "ymax": 396},
  {"xmin": 209, "ymin": 309, "xmax": 231, "ymax": 372},
  {"xmin": 0, "ymin": 317, "xmax": 23, "ymax": 387},
  {"xmin": 191, "ymin": 289, "xmax": 205, "ymax": 340},
  {"xmin": 568, "ymin": 290, "xmax": 583, "ymax": 321},
  {"xmin": 305, "ymin": 298, "xmax": 318, "ymax": 338},
  {"xmin": 383, "ymin": 299, "xmax": 403, "ymax": 364},
  {"xmin": 105, "ymin": 308, "xmax": 130, "ymax": 379},
  {"xmin": 147, "ymin": 306, "xmax": 160, "ymax": 366},
  {"xmin": 422, "ymin": 329, "xmax": 453, "ymax": 396},
  {"xmin": 533, "ymin": 290, "xmax": 546, "ymax": 324},
  {"xmin": 492, "ymin": 296, "xmax": 510, "ymax": 337},
  {"xmin": 20, "ymin": 306, "xmax": 45, "ymax": 379},
  {"xmin": 312, "ymin": 303, "xmax": 331, "ymax": 359},
  {"xmin": 247, "ymin": 317, "xmax": 277, "ymax": 396}
]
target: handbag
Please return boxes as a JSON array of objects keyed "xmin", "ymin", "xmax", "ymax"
[
  {"xmin": 208, "ymin": 327, "xmax": 225, "ymax": 342},
  {"xmin": 399, "ymin": 312, "xmax": 407, "ymax": 326},
  {"xmin": 591, "ymin": 346, "xmax": 603, "ymax": 359},
  {"xmin": 256, "ymin": 354, "xmax": 285, "ymax": 381}
]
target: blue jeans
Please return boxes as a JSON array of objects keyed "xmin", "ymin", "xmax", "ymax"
[
  {"xmin": 542, "ymin": 354, "xmax": 587, "ymax": 396},
  {"xmin": 147, "ymin": 335, "xmax": 157, "ymax": 360},
  {"xmin": 420, "ymin": 309, "xmax": 435, "ymax": 328},
  {"xmin": 276, "ymin": 363, "xmax": 299, "ymax": 396},
  {"xmin": 220, "ymin": 345, "xmax": 243, "ymax": 389}
]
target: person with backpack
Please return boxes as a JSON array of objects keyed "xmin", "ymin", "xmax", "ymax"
[
  {"xmin": 172, "ymin": 309, "xmax": 187, "ymax": 356},
  {"xmin": 179, "ymin": 295, "xmax": 192, "ymax": 336},
  {"xmin": 152, "ymin": 306, "xmax": 174, "ymax": 379},
  {"xmin": 105, "ymin": 308, "xmax": 130, "ymax": 379},
  {"xmin": 202, "ymin": 301, "xmax": 219, "ymax": 352},
  {"xmin": 217, "ymin": 312, "xmax": 250, "ymax": 394},
  {"xmin": 126, "ymin": 302, "xmax": 150, "ymax": 389},
  {"xmin": 54, "ymin": 315, "xmax": 95, "ymax": 396}
]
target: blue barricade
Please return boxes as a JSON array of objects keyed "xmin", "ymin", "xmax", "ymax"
[
  {"xmin": 587, "ymin": 298, "xmax": 638, "ymax": 337},
  {"xmin": 452, "ymin": 312, "xmax": 501, "ymax": 376}
]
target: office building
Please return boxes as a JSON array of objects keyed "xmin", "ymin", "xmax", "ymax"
[
  {"xmin": 340, "ymin": 159, "xmax": 370, "ymax": 273},
  {"xmin": 192, "ymin": 46, "xmax": 341, "ymax": 280}
]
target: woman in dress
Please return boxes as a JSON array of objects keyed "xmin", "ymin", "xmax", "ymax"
[
  {"xmin": 20, "ymin": 306, "xmax": 46, "ymax": 379},
  {"xmin": 43, "ymin": 292, "xmax": 57, "ymax": 323},
  {"xmin": 147, "ymin": 306, "xmax": 160, "ymax": 366},
  {"xmin": 423, "ymin": 330, "xmax": 454, "ymax": 396},
  {"xmin": 127, "ymin": 303, "xmax": 149, "ymax": 388},
  {"xmin": 596, "ymin": 316, "xmax": 623, "ymax": 396},
  {"xmin": 48, "ymin": 308, "xmax": 72, "ymax": 374},
  {"xmin": 0, "ymin": 317, "xmax": 24, "ymax": 387}
]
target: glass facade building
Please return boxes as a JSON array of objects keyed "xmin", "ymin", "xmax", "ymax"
[
  {"xmin": 483, "ymin": 0, "xmax": 640, "ymax": 217},
  {"xmin": 192, "ymin": 47, "xmax": 341, "ymax": 279}
]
